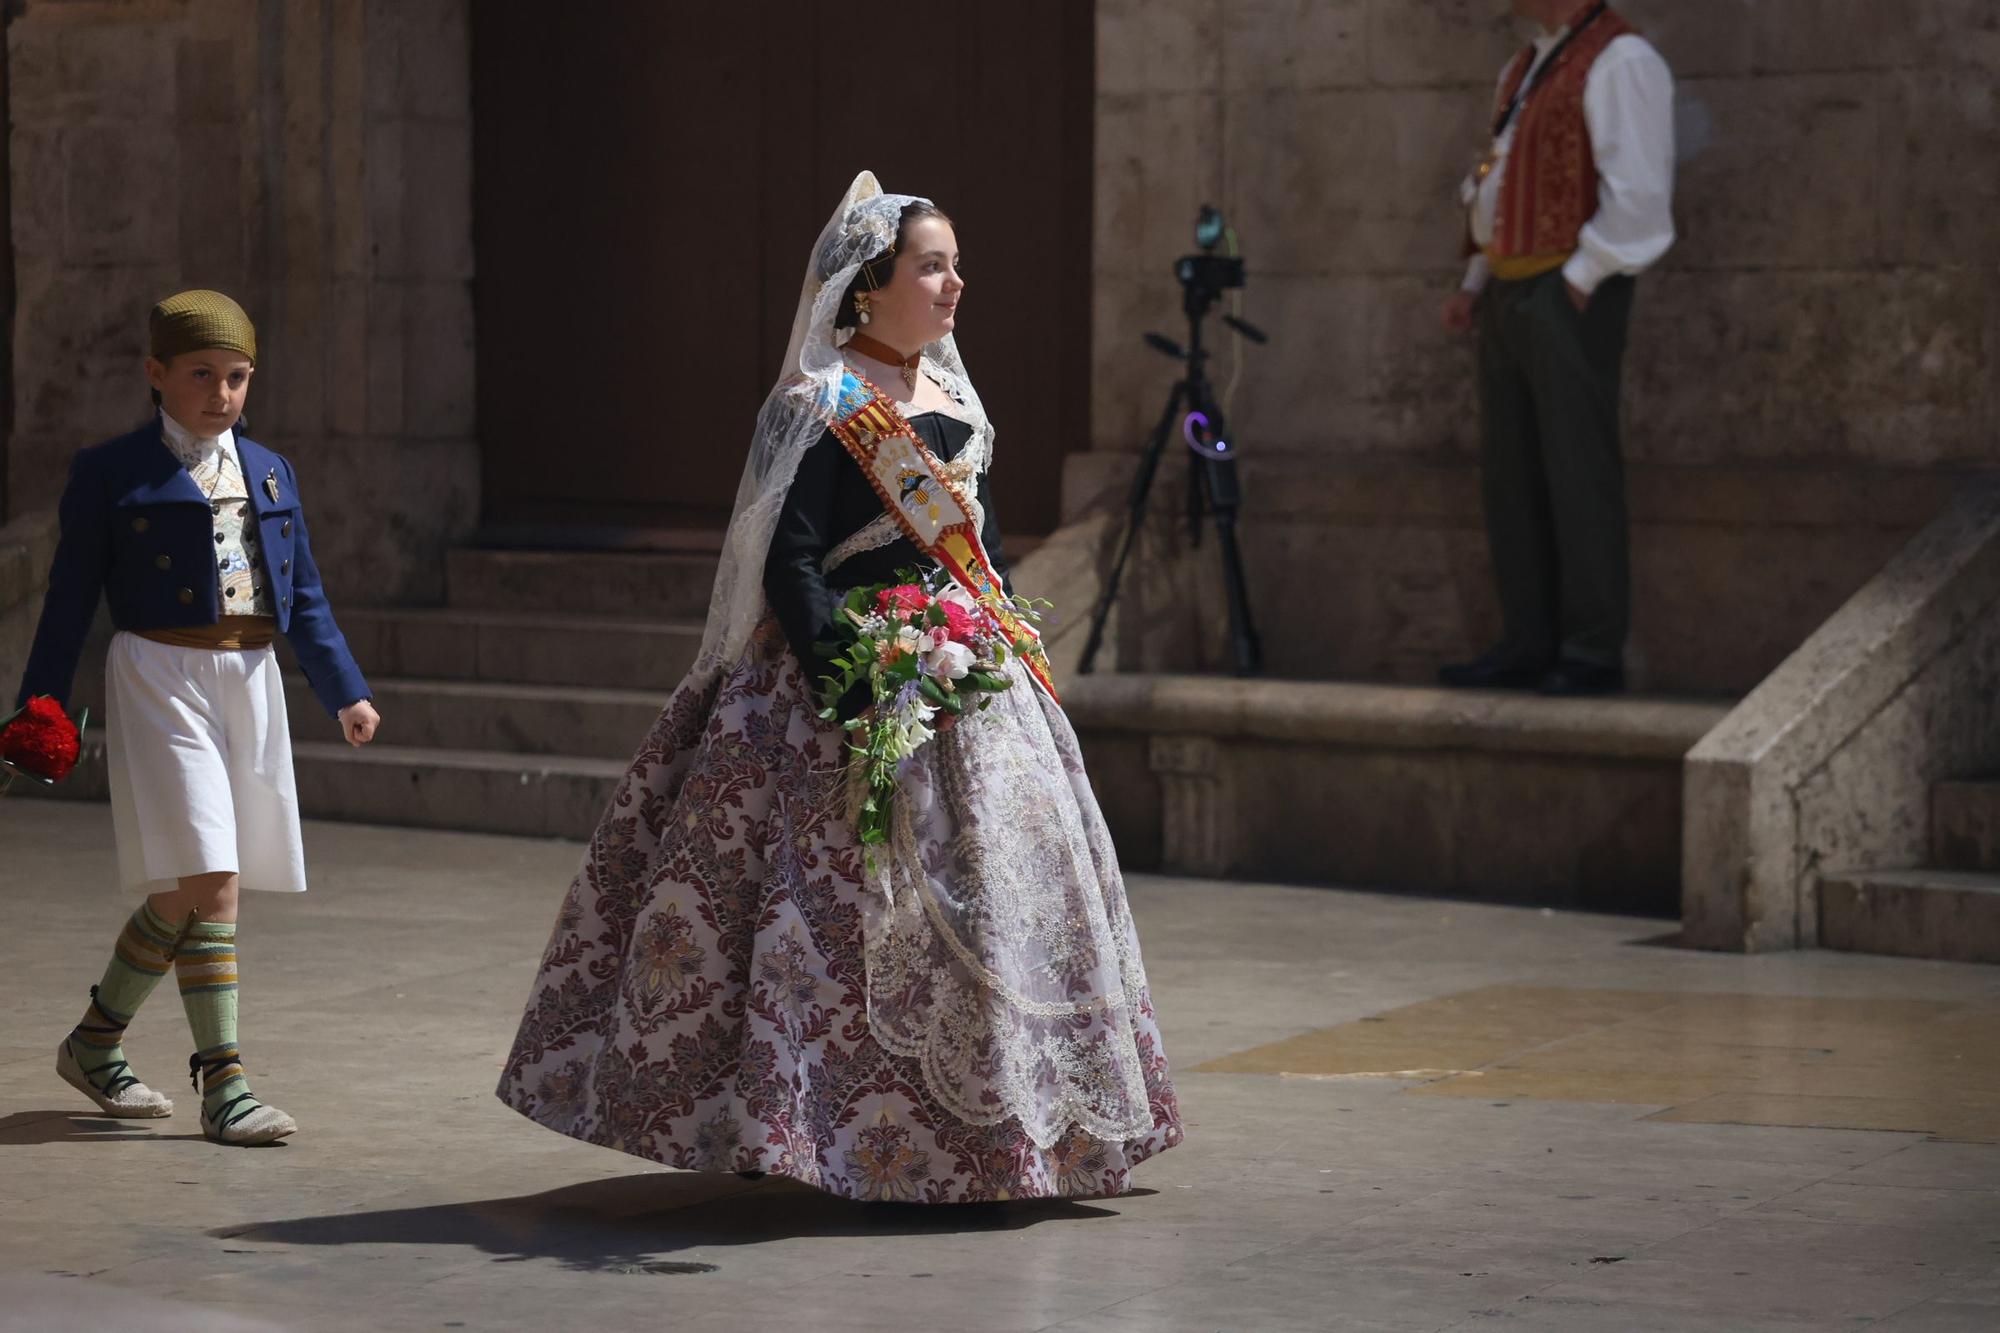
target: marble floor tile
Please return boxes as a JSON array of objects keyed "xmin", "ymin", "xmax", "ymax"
[
  {"xmin": 1440, "ymin": 1294, "xmax": 1831, "ymax": 1330},
  {"xmin": 1530, "ymin": 1216, "xmax": 1994, "ymax": 1323},
  {"xmin": 1870, "ymin": 1300, "xmax": 2000, "ymax": 1332}
]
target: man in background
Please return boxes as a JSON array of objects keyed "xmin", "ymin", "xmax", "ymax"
[{"xmin": 1439, "ymin": 0, "xmax": 1675, "ymax": 696}]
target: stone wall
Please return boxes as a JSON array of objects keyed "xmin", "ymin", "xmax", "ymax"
[
  {"xmin": 1090, "ymin": 0, "xmax": 1999, "ymax": 693},
  {"xmin": 0, "ymin": 507, "xmax": 57, "ymax": 705},
  {"xmin": 3, "ymin": 0, "xmax": 474, "ymax": 606}
]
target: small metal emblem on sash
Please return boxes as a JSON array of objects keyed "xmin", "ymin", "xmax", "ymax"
[{"xmin": 264, "ymin": 469, "xmax": 281, "ymax": 504}]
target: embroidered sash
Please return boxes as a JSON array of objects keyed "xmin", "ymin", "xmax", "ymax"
[{"xmin": 826, "ymin": 369, "xmax": 1060, "ymax": 705}]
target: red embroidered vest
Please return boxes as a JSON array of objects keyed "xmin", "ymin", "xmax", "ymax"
[{"xmin": 1490, "ymin": 4, "xmax": 1635, "ymax": 263}]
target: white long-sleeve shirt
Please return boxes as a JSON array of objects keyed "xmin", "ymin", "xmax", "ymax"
[
  {"xmin": 160, "ymin": 411, "xmax": 275, "ymax": 617},
  {"xmin": 1462, "ymin": 27, "xmax": 1676, "ymax": 296}
]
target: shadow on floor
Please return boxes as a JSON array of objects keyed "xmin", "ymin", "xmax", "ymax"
[
  {"xmin": 0, "ymin": 1109, "xmax": 193, "ymax": 1145},
  {"xmin": 213, "ymin": 1172, "xmax": 1133, "ymax": 1272}
]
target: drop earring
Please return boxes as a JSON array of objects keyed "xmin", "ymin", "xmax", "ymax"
[{"xmin": 853, "ymin": 290, "xmax": 873, "ymax": 325}]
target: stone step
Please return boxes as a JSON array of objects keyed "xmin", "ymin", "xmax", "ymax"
[
  {"xmin": 284, "ymin": 606, "xmax": 703, "ymax": 691},
  {"xmin": 1932, "ymin": 779, "xmax": 2000, "ymax": 873},
  {"xmin": 67, "ymin": 605, "xmax": 704, "ymax": 700},
  {"xmin": 1065, "ymin": 674, "xmax": 1733, "ymax": 916},
  {"xmin": 445, "ymin": 548, "xmax": 719, "ymax": 619},
  {"xmin": 283, "ymin": 674, "xmax": 661, "ymax": 759},
  {"xmin": 1818, "ymin": 868, "xmax": 2000, "ymax": 965},
  {"xmin": 16, "ymin": 737, "xmax": 620, "ymax": 841},
  {"xmin": 288, "ymin": 741, "xmax": 621, "ymax": 840}
]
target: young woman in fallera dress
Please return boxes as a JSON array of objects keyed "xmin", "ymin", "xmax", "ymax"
[{"xmin": 495, "ymin": 173, "xmax": 1181, "ymax": 1202}]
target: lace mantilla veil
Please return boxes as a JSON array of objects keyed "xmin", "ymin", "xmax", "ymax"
[
  {"xmin": 691, "ymin": 170, "xmax": 993, "ymax": 685},
  {"xmin": 681, "ymin": 171, "xmax": 1157, "ymax": 1152}
]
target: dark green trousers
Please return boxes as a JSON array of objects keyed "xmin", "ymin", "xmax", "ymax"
[{"xmin": 1475, "ymin": 266, "xmax": 1635, "ymax": 668}]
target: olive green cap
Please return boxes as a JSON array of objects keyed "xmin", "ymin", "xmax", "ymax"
[{"xmin": 148, "ymin": 289, "xmax": 257, "ymax": 364}]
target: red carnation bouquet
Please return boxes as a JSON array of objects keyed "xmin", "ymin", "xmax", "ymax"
[{"xmin": 0, "ymin": 695, "xmax": 87, "ymax": 791}]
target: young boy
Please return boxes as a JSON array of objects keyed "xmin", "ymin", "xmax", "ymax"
[{"xmin": 10, "ymin": 289, "xmax": 381, "ymax": 1145}]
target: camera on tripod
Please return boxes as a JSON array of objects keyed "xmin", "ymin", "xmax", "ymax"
[
  {"xmin": 1176, "ymin": 255, "xmax": 1244, "ymax": 305},
  {"xmin": 1080, "ymin": 205, "xmax": 1269, "ymax": 679},
  {"xmin": 1175, "ymin": 206, "xmax": 1245, "ymax": 315}
]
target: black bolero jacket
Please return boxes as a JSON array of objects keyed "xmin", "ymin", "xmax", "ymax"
[{"xmin": 762, "ymin": 412, "xmax": 1011, "ymax": 707}]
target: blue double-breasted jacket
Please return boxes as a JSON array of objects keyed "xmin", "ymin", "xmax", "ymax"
[{"xmin": 15, "ymin": 418, "xmax": 370, "ymax": 719}]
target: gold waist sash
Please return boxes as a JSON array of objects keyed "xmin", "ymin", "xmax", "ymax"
[
  {"xmin": 132, "ymin": 616, "xmax": 278, "ymax": 651},
  {"xmin": 1484, "ymin": 248, "xmax": 1572, "ymax": 282}
]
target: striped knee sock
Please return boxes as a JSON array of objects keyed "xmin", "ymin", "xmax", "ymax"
[
  {"xmin": 174, "ymin": 920, "xmax": 264, "ymax": 1130},
  {"xmin": 68, "ymin": 902, "xmax": 182, "ymax": 1095}
]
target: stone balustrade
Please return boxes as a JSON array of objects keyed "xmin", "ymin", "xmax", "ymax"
[{"xmin": 1683, "ymin": 481, "xmax": 2000, "ymax": 951}]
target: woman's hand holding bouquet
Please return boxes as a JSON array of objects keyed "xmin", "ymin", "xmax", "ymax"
[{"xmin": 816, "ymin": 568, "xmax": 1047, "ymax": 850}]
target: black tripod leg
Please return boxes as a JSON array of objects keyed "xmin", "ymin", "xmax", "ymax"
[
  {"xmin": 1079, "ymin": 383, "xmax": 1186, "ymax": 675},
  {"xmin": 1179, "ymin": 372, "xmax": 1261, "ymax": 677},
  {"xmin": 1211, "ymin": 509, "xmax": 1263, "ymax": 677}
]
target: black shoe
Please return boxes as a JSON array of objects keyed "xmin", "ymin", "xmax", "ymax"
[
  {"xmin": 1438, "ymin": 649, "xmax": 1550, "ymax": 690},
  {"xmin": 1538, "ymin": 660, "xmax": 1625, "ymax": 696}
]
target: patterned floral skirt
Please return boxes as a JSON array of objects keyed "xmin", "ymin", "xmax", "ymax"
[{"xmin": 496, "ymin": 620, "xmax": 1182, "ymax": 1202}]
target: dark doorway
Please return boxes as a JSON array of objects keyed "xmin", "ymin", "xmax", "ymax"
[
  {"xmin": 0, "ymin": 12, "xmax": 13, "ymax": 523},
  {"xmin": 471, "ymin": 3, "xmax": 1094, "ymax": 549}
]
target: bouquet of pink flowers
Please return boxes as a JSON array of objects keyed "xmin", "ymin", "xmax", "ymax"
[{"xmin": 817, "ymin": 567, "xmax": 1047, "ymax": 849}]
